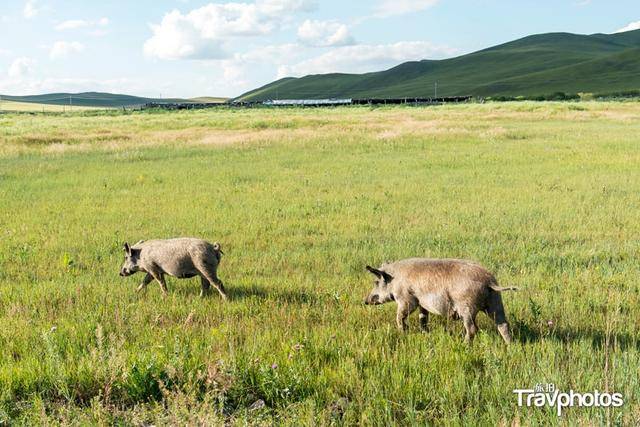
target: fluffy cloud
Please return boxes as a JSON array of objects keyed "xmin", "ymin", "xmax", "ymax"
[
  {"xmin": 278, "ymin": 41, "xmax": 457, "ymax": 77},
  {"xmin": 214, "ymin": 43, "xmax": 301, "ymax": 89},
  {"xmin": 374, "ymin": 0, "xmax": 439, "ymax": 17},
  {"xmin": 55, "ymin": 17, "xmax": 109, "ymax": 31},
  {"xmin": 615, "ymin": 21, "xmax": 640, "ymax": 33},
  {"xmin": 23, "ymin": 0, "xmax": 40, "ymax": 18},
  {"xmin": 8, "ymin": 57, "xmax": 36, "ymax": 78},
  {"xmin": 297, "ymin": 20, "xmax": 354, "ymax": 47},
  {"xmin": 49, "ymin": 41, "xmax": 85, "ymax": 60},
  {"xmin": 233, "ymin": 43, "xmax": 300, "ymax": 63},
  {"xmin": 55, "ymin": 19, "xmax": 88, "ymax": 30},
  {"xmin": 144, "ymin": 0, "xmax": 315, "ymax": 60}
]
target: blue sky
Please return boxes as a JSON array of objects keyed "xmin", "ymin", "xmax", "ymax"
[{"xmin": 0, "ymin": 0, "xmax": 638, "ymax": 98}]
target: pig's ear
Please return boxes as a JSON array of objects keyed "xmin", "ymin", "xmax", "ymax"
[
  {"xmin": 380, "ymin": 270, "xmax": 393, "ymax": 283},
  {"xmin": 366, "ymin": 265, "xmax": 381, "ymax": 276},
  {"xmin": 123, "ymin": 242, "xmax": 131, "ymax": 256},
  {"xmin": 366, "ymin": 266, "xmax": 393, "ymax": 283}
]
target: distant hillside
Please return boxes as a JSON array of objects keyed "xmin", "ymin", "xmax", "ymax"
[
  {"xmin": 236, "ymin": 30, "xmax": 640, "ymax": 101},
  {"xmin": 0, "ymin": 92, "xmax": 227, "ymax": 108}
]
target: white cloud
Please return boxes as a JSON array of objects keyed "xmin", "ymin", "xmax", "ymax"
[
  {"xmin": 55, "ymin": 19, "xmax": 88, "ymax": 30},
  {"xmin": 49, "ymin": 41, "xmax": 85, "ymax": 60},
  {"xmin": 8, "ymin": 57, "xmax": 36, "ymax": 78},
  {"xmin": 279, "ymin": 41, "xmax": 457, "ymax": 77},
  {"xmin": 297, "ymin": 20, "xmax": 354, "ymax": 47},
  {"xmin": 55, "ymin": 17, "xmax": 109, "ymax": 31},
  {"xmin": 90, "ymin": 30, "xmax": 109, "ymax": 37},
  {"xmin": 615, "ymin": 21, "xmax": 640, "ymax": 33},
  {"xmin": 256, "ymin": 0, "xmax": 315, "ymax": 15},
  {"xmin": 144, "ymin": 9, "xmax": 228, "ymax": 60},
  {"xmin": 23, "ymin": 0, "xmax": 40, "ymax": 18},
  {"xmin": 144, "ymin": 0, "xmax": 315, "ymax": 60},
  {"xmin": 374, "ymin": 0, "xmax": 439, "ymax": 17},
  {"xmin": 221, "ymin": 62, "xmax": 250, "ymax": 87},
  {"xmin": 215, "ymin": 43, "xmax": 301, "ymax": 89}
]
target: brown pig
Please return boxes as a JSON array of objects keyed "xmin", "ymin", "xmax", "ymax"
[{"xmin": 365, "ymin": 258, "xmax": 516, "ymax": 343}]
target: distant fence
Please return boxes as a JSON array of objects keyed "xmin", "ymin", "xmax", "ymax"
[
  {"xmin": 352, "ymin": 96, "xmax": 472, "ymax": 105},
  {"xmin": 143, "ymin": 96, "xmax": 473, "ymax": 110}
]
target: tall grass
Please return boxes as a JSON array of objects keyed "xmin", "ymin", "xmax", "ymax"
[{"xmin": 1, "ymin": 103, "xmax": 639, "ymax": 424}]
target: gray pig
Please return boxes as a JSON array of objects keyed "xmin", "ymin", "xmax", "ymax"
[
  {"xmin": 119, "ymin": 238, "xmax": 227, "ymax": 299},
  {"xmin": 364, "ymin": 258, "xmax": 516, "ymax": 343}
]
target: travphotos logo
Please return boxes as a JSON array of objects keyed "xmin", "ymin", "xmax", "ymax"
[{"xmin": 514, "ymin": 383, "xmax": 624, "ymax": 416}]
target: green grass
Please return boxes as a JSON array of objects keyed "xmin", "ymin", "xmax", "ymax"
[
  {"xmin": 237, "ymin": 30, "xmax": 640, "ymax": 101},
  {"xmin": 1, "ymin": 102, "xmax": 640, "ymax": 425}
]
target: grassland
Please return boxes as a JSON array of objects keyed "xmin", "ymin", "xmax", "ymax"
[{"xmin": 1, "ymin": 102, "xmax": 640, "ymax": 425}]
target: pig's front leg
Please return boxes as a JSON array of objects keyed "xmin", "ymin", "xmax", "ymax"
[
  {"xmin": 149, "ymin": 270, "xmax": 168, "ymax": 296},
  {"xmin": 137, "ymin": 273, "xmax": 153, "ymax": 293},
  {"xmin": 419, "ymin": 307, "xmax": 429, "ymax": 331},
  {"xmin": 395, "ymin": 299, "xmax": 417, "ymax": 331}
]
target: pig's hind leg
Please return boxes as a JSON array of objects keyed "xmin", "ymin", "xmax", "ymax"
[
  {"xmin": 199, "ymin": 276, "xmax": 211, "ymax": 297},
  {"xmin": 486, "ymin": 292, "xmax": 512, "ymax": 344},
  {"xmin": 195, "ymin": 259, "xmax": 227, "ymax": 301},
  {"xmin": 204, "ymin": 272, "xmax": 227, "ymax": 301}
]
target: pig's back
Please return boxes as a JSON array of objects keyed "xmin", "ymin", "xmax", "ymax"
[
  {"xmin": 138, "ymin": 238, "xmax": 212, "ymax": 267},
  {"xmin": 391, "ymin": 258, "xmax": 496, "ymax": 290}
]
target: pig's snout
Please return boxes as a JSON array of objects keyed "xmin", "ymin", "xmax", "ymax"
[
  {"xmin": 120, "ymin": 268, "xmax": 130, "ymax": 277},
  {"xmin": 364, "ymin": 294, "xmax": 380, "ymax": 305}
]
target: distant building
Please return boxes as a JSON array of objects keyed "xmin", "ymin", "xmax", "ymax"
[{"xmin": 263, "ymin": 99, "xmax": 352, "ymax": 106}]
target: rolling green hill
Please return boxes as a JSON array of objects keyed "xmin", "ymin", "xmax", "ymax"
[
  {"xmin": 0, "ymin": 92, "xmax": 226, "ymax": 108},
  {"xmin": 236, "ymin": 30, "xmax": 640, "ymax": 101}
]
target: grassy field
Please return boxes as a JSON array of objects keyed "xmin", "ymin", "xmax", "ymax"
[{"xmin": 1, "ymin": 102, "xmax": 639, "ymax": 425}]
